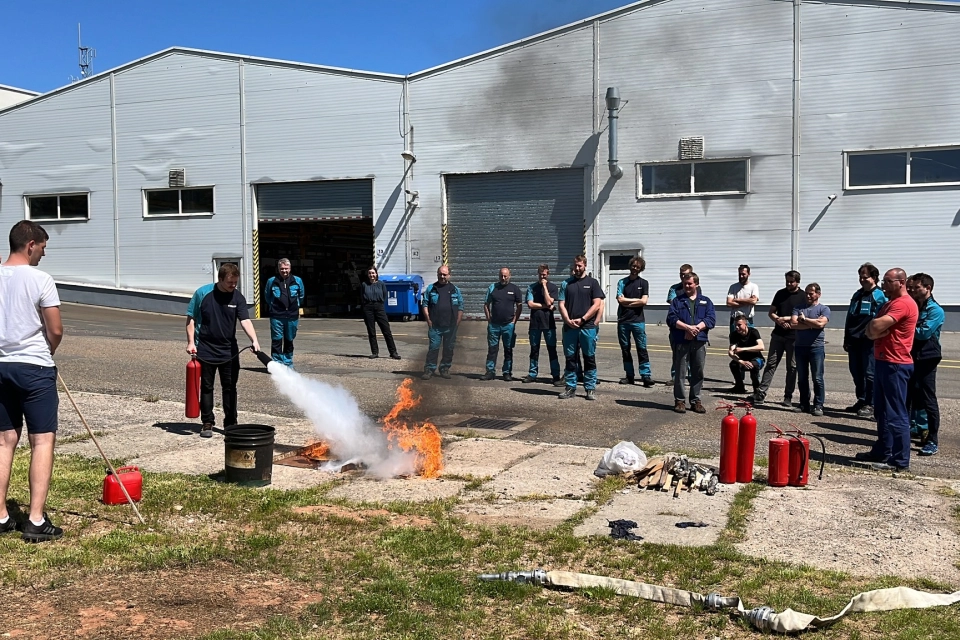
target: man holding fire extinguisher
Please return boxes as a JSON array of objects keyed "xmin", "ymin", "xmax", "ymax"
[{"xmin": 186, "ymin": 263, "xmax": 261, "ymax": 438}]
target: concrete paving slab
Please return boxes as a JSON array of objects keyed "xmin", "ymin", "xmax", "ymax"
[
  {"xmin": 131, "ymin": 444, "xmax": 225, "ymax": 476},
  {"xmin": 453, "ymin": 498, "xmax": 591, "ymax": 530},
  {"xmin": 441, "ymin": 439, "xmax": 546, "ymax": 478},
  {"xmin": 326, "ymin": 477, "xmax": 467, "ymax": 504},
  {"xmin": 266, "ymin": 465, "xmax": 339, "ymax": 491},
  {"xmin": 485, "ymin": 445, "xmax": 605, "ymax": 499},
  {"xmin": 574, "ymin": 483, "xmax": 741, "ymax": 545}
]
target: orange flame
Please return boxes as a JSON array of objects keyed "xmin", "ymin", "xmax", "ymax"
[
  {"xmin": 300, "ymin": 441, "xmax": 331, "ymax": 460},
  {"xmin": 381, "ymin": 378, "xmax": 443, "ymax": 478}
]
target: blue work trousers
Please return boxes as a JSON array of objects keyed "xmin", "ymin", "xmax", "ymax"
[
  {"xmin": 872, "ymin": 360, "xmax": 913, "ymax": 468},
  {"xmin": 486, "ymin": 323, "xmax": 517, "ymax": 374},
  {"xmin": 270, "ymin": 318, "xmax": 299, "ymax": 366},
  {"xmin": 425, "ymin": 325, "xmax": 458, "ymax": 373},
  {"xmin": 528, "ymin": 328, "xmax": 560, "ymax": 379},
  {"xmin": 847, "ymin": 338, "xmax": 875, "ymax": 406},
  {"xmin": 617, "ymin": 322, "xmax": 651, "ymax": 380},
  {"xmin": 795, "ymin": 345, "xmax": 825, "ymax": 410},
  {"xmin": 562, "ymin": 326, "xmax": 598, "ymax": 390}
]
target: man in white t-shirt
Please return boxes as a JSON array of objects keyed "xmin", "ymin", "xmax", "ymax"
[
  {"xmin": 726, "ymin": 264, "xmax": 760, "ymax": 330},
  {"xmin": 0, "ymin": 221, "xmax": 64, "ymax": 542}
]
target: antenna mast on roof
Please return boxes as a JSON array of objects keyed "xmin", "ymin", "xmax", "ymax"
[{"xmin": 78, "ymin": 23, "xmax": 96, "ymax": 79}]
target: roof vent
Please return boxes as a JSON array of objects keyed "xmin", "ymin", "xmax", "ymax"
[
  {"xmin": 679, "ymin": 137, "xmax": 704, "ymax": 160},
  {"xmin": 168, "ymin": 168, "xmax": 186, "ymax": 188}
]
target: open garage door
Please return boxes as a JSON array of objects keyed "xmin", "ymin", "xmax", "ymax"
[
  {"xmin": 256, "ymin": 179, "xmax": 373, "ymax": 316},
  {"xmin": 445, "ymin": 168, "xmax": 584, "ymax": 316}
]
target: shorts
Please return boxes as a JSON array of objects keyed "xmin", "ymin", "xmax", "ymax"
[{"xmin": 0, "ymin": 362, "xmax": 59, "ymax": 434}]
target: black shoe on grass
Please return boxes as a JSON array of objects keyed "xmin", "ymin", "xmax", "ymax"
[
  {"xmin": 0, "ymin": 518, "xmax": 17, "ymax": 534},
  {"xmin": 21, "ymin": 514, "xmax": 62, "ymax": 543}
]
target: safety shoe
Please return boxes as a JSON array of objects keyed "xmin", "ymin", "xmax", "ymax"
[
  {"xmin": 641, "ymin": 377, "xmax": 655, "ymax": 388},
  {"xmin": 751, "ymin": 394, "xmax": 765, "ymax": 405},
  {"xmin": 585, "ymin": 389, "xmax": 596, "ymax": 401},
  {"xmin": 692, "ymin": 400, "xmax": 707, "ymax": 414},
  {"xmin": 552, "ymin": 378, "xmax": 565, "ymax": 387},
  {"xmin": 0, "ymin": 518, "xmax": 16, "ymax": 534},
  {"xmin": 368, "ymin": 354, "xmax": 379, "ymax": 359},
  {"xmin": 792, "ymin": 405, "xmax": 809, "ymax": 414},
  {"xmin": 811, "ymin": 406, "xmax": 824, "ymax": 417},
  {"xmin": 871, "ymin": 461, "xmax": 909, "ymax": 473},
  {"xmin": 481, "ymin": 371, "xmax": 496, "ymax": 381},
  {"xmin": 854, "ymin": 451, "xmax": 885, "ymax": 463},
  {"xmin": 619, "ymin": 377, "xmax": 635, "ymax": 385},
  {"xmin": 522, "ymin": 375, "xmax": 537, "ymax": 383},
  {"xmin": 200, "ymin": 424, "xmax": 214, "ymax": 438},
  {"xmin": 845, "ymin": 400, "xmax": 864, "ymax": 413},
  {"xmin": 673, "ymin": 400, "xmax": 686, "ymax": 414},
  {"xmin": 919, "ymin": 442, "xmax": 939, "ymax": 456},
  {"xmin": 21, "ymin": 514, "xmax": 63, "ymax": 543},
  {"xmin": 558, "ymin": 387, "xmax": 577, "ymax": 400},
  {"xmin": 779, "ymin": 399, "xmax": 793, "ymax": 407},
  {"xmin": 502, "ymin": 373, "xmax": 513, "ymax": 382},
  {"xmin": 421, "ymin": 371, "xmax": 433, "ymax": 380},
  {"xmin": 857, "ymin": 405, "xmax": 874, "ymax": 418},
  {"xmin": 438, "ymin": 370, "xmax": 452, "ymax": 379},
  {"xmin": 390, "ymin": 354, "xmax": 402, "ymax": 360}
]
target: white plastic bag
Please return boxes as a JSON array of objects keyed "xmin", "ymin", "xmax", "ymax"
[{"xmin": 594, "ymin": 441, "xmax": 647, "ymax": 477}]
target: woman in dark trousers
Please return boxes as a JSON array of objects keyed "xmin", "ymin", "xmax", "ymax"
[{"xmin": 361, "ymin": 266, "xmax": 401, "ymax": 359}]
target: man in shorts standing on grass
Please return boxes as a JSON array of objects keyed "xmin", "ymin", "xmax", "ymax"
[{"xmin": 0, "ymin": 221, "xmax": 64, "ymax": 542}]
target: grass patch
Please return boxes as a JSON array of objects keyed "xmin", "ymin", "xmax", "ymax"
[
  {"xmin": 142, "ymin": 393, "xmax": 161, "ymax": 403},
  {"xmin": 56, "ymin": 431, "xmax": 108, "ymax": 445},
  {"xmin": 2, "ymin": 455, "xmax": 959, "ymax": 640}
]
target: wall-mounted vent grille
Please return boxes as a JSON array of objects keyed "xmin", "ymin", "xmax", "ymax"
[
  {"xmin": 679, "ymin": 137, "xmax": 704, "ymax": 160},
  {"xmin": 169, "ymin": 168, "xmax": 186, "ymax": 188}
]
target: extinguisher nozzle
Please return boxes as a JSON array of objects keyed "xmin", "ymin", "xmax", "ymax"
[{"xmin": 254, "ymin": 350, "xmax": 273, "ymax": 367}]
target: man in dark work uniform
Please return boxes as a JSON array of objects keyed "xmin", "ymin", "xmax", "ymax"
[
  {"xmin": 421, "ymin": 265, "xmax": 464, "ymax": 380},
  {"xmin": 482, "ymin": 268, "xmax": 523, "ymax": 381},
  {"xmin": 557, "ymin": 255, "xmax": 605, "ymax": 400}
]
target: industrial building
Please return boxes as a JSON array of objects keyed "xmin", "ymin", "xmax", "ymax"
[{"xmin": 1, "ymin": 0, "xmax": 958, "ymax": 327}]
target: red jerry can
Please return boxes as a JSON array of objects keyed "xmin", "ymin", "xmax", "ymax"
[
  {"xmin": 103, "ymin": 466, "xmax": 143, "ymax": 504},
  {"xmin": 767, "ymin": 430, "xmax": 790, "ymax": 487},
  {"xmin": 736, "ymin": 406, "xmax": 758, "ymax": 484},
  {"xmin": 719, "ymin": 406, "xmax": 739, "ymax": 484},
  {"xmin": 185, "ymin": 356, "xmax": 201, "ymax": 419},
  {"xmin": 788, "ymin": 430, "xmax": 811, "ymax": 487}
]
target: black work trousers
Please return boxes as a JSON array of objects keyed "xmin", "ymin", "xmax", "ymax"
[
  {"xmin": 908, "ymin": 357, "xmax": 941, "ymax": 445},
  {"xmin": 362, "ymin": 303, "xmax": 398, "ymax": 356},
  {"xmin": 200, "ymin": 357, "xmax": 240, "ymax": 427}
]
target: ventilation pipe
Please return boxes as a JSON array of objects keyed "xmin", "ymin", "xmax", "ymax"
[{"xmin": 605, "ymin": 87, "xmax": 623, "ymax": 179}]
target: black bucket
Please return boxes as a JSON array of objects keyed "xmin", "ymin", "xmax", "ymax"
[{"xmin": 224, "ymin": 424, "xmax": 275, "ymax": 487}]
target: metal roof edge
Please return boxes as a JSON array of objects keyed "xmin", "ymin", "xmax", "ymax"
[
  {"xmin": 0, "ymin": 84, "xmax": 40, "ymax": 96},
  {"xmin": 820, "ymin": 0, "xmax": 960, "ymax": 9}
]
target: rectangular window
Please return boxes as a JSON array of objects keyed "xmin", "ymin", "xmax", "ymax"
[
  {"xmin": 144, "ymin": 187, "xmax": 215, "ymax": 217},
  {"xmin": 638, "ymin": 159, "xmax": 748, "ymax": 197},
  {"xmin": 25, "ymin": 193, "xmax": 90, "ymax": 221},
  {"xmin": 845, "ymin": 147, "xmax": 960, "ymax": 189}
]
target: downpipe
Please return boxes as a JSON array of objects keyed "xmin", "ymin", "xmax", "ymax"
[{"xmin": 605, "ymin": 87, "xmax": 623, "ymax": 179}]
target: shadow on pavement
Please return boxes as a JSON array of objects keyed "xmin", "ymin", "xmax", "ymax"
[
  {"xmin": 510, "ymin": 387, "xmax": 559, "ymax": 397},
  {"xmin": 153, "ymin": 422, "xmax": 201, "ymax": 436},
  {"xmin": 615, "ymin": 398, "xmax": 676, "ymax": 411},
  {"xmin": 810, "ymin": 419, "xmax": 876, "ymax": 437},
  {"xmin": 241, "ymin": 366, "xmax": 269, "ymax": 374}
]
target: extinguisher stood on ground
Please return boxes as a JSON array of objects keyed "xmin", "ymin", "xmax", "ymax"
[
  {"xmin": 767, "ymin": 427, "xmax": 790, "ymax": 487},
  {"xmin": 787, "ymin": 428, "xmax": 828, "ymax": 487},
  {"xmin": 185, "ymin": 355, "xmax": 201, "ymax": 419},
  {"xmin": 736, "ymin": 404, "xmax": 757, "ymax": 484},
  {"xmin": 718, "ymin": 404, "xmax": 739, "ymax": 484}
]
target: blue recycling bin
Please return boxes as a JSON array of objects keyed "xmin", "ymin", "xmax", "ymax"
[{"xmin": 380, "ymin": 274, "xmax": 425, "ymax": 321}]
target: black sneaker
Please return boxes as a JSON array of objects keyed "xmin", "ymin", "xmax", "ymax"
[
  {"xmin": 368, "ymin": 354, "xmax": 379, "ymax": 359},
  {"xmin": 857, "ymin": 405, "xmax": 874, "ymax": 418},
  {"xmin": 439, "ymin": 370, "xmax": 452, "ymax": 379},
  {"xmin": 0, "ymin": 518, "xmax": 16, "ymax": 534},
  {"xmin": 389, "ymin": 354, "xmax": 402, "ymax": 360},
  {"xmin": 200, "ymin": 424, "xmax": 214, "ymax": 438},
  {"xmin": 481, "ymin": 371, "xmax": 496, "ymax": 381},
  {"xmin": 558, "ymin": 386, "xmax": 576, "ymax": 400},
  {"xmin": 854, "ymin": 451, "xmax": 885, "ymax": 463},
  {"xmin": 522, "ymin": 375, "xmax": 537, "ymax": 383},
  {"xmin": 421, "ymin": 371, "xmax": 433, "ymax": 380},
  {"xmin": 641, "ymin": 377, "xmax": 655, "ymax": 388},
  {"xmin": 502, "ymin": 373, "xmax": 513, "ymax": 382},
  {"xmin": 619, "ymin": 377, "xmax": 635, "ymax": 385},
  {"xmin": 21, "ymin": 514, "xmax": 63, "ymax": 543},
  {"xmin": 845, "ymin": 400, "xmax": 864, "ymax": 413},
  {"xmin": 552, "ymin": 378, "xmax": 565, "ymax": 387},
  {"xmin": 585, "ymin": 389, "xmax": 596, "ymax": 401}
]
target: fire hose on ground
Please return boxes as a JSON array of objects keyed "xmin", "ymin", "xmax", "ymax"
[{"xmin": 478, "ymin": 570, "xmax": 960, "ymax": 633}]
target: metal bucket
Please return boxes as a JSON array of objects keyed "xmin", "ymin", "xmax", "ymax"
[{"xmin": 223, "ymin": 424, "xmax": 275, "ymax": 487}]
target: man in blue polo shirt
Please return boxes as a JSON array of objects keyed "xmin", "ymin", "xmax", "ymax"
[
  {"xmin": 557, "ymin": 255, "xmax": 605, "ymax": 400},
  {"xmin": 616, "ymin": 256, "xmax": 654, "ymax": 387},
  {"xmin": 186, "ymin": 263, "xmax": 262, "ymax": 438},
  {"xmin": 422, "ymin": 265, "xmax": 464, "ymax": 380},
  {"xmin": 791, "ymin": 283, "xmax": 831, "ymax": 416},
  {"xmin": 483, "ymin": 268, "xmax": 523, "ymax": 381}
]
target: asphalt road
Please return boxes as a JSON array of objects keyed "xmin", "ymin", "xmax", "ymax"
[{"xmin": 56, "ymin": 303, "xmax": 960, "ymax": 478}]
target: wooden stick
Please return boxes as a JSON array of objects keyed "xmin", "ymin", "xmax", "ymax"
[{"xmin": 57, "ymin": 373, "xmax": 146, "ymax": 525}]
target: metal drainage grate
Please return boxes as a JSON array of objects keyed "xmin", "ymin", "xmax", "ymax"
[{"xmin": 455, "ymin": 417, "xmax": 523, "ymax": 431}]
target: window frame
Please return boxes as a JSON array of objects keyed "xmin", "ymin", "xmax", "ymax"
[
  {"xmin": 142, "ymin": 186, "xmax": 216, "ymax": 218},
  {"xmin": 844, "ymin": 145, "xmax": 960, "ymax": 190},
  {"xmin": 635, "ymin": 158, "xmax": 750, "ymax": 199},
  {"xmin": 23, "ymin": 192, "xmax": 91, "ymax": 222}
]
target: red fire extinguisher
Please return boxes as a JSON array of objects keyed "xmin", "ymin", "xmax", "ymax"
[
  {"xmin": 185, "ymin": 356, "xmax": 201, "ymax": 419},
  {"xmin": 718, "ymin": 404, "xmax": 739, "ymax": 484},
  {"xmin": 736, "ymin": 404, "xmax": 757, "ymax": 484},
  {"xmin": 767, "ymin": 428, "xmax": 790, "ymax": 487},
  {"xmin": 788, "ymin": 428, "xmax": 827, "ymax": 487}
]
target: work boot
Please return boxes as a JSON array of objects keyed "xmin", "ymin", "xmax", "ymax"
[
  {"xmin": 641, "ymin": 377, "xmax": 655, "ymax": 388},
  {"xmin": 585, "ymin": 389, "xmax": 596, "ymax": 401},
  {"xmin": 481, "ymin": 371, "xmax": 496, "ymax": 381},
  {"xmin": 692, "ymin": 400, "xmax": 706, "ymax": 414},
  {"xmin": 558, "ymin": 386, "xmax": 577, "ymax": 400},
  {"xmin": 200, "ymin": 424, "xmax": 214, "ymax": 438},
  {"xmin": 390, "ymin": 353, "xmax": 402, "ymax": 360},
  {"xmin": 502, "ymin": 373, "xmax": 513, "ymax": 382},
  {"xmin": 619, "ymin": 377, "xmax": 635, "ymax": 385},
  {"xmin": 673, "ymin": 400, "xmax": 686, "ymax": 414},
  {"xmin": 845, "ymin": 400, "xmax": 864, "ymax": 413},
  {"xmin": 439, "ymin": 370, "xmax": 452, "ymax": 379},
  {"xmin": 522, "ymin": 375, "xmax": 537, "ymax": 383},
  {"xmin": 811, "ymin": 406, "xmax": 824, "ymax": 417},
  {"xmin": 857, "ymin": 405, "xmax": 874, "ymax": 418},
  {"xmin": 368, "ymin": 353, "xmax": 379, "ymax": 359},
  {"xmin": 751, "ymin": 394, "xmax": 765, "ymax": 405},
  {"xmin": 421, "ymin": 371, "xmax": 433, "ymax": 381},
  {"xmin": 21, "ymin": 514, "xmax": 63, "ymax": 543},
  {"xmin": 854, "ymin": 450, "xmax": 885, "ymax": 462},
  {"xmin": 728, "ymin": 385, "xmax": 747, "ymax": 394},
  {"xmin": 552, "ymin": 378, "xmax": 565, "ymax": 387},
  {"xmin": 779, "ymin": 399, "xmax": 793, "ymax": 408}
]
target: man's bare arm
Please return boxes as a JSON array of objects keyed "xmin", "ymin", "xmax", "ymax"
[{"xmin": 41, "ymin": 306, "xmax": 63, "ymax": 355}]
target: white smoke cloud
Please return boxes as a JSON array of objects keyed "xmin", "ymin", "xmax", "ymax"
[{"xmin": 266, "ymin": 362, "xmax": 417, "ymax": 478}]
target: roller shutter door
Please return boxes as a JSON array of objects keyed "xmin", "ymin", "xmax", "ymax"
[
  {"xmin": 445, "ymin": 168, "xmax": 584, "ymax": 316},
  {"xmin": 257, "ymin": 179, "xmax": 373, "ymax": 222}
]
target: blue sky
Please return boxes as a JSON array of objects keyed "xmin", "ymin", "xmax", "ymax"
[{"xmin": 3, "ymin": 0, "xmax": 630, "ymax": 93}]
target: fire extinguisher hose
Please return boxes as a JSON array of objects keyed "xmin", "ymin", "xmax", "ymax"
[
  {"xmin": 192, "ymin": 345, "xmax": 254, "ymax": 366},
  {"xmin": 479, "ymin": 570, "xmax": 960, "ymax": 632},
  {"xmin": 808, "ymin": 433, "xmax": 827, "ymax": 481},
  {"xmin": 56, "ymin": 373, "xmax": 146, "ymax": 525}
]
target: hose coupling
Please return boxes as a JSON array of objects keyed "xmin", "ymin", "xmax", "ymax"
[{"xmin": 478, "ymin": 569, "xmax": 547, "ymax": 585}]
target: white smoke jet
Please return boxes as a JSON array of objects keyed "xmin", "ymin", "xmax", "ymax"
[{"xmin": 266, "ymin": 362, "xmax": 417, "ymax": 478}]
